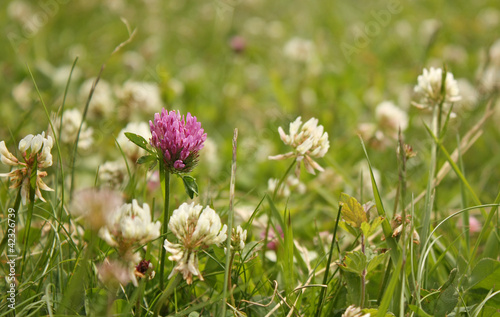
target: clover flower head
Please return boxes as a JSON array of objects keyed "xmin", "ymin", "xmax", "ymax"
[
  {"xmin": 375, "ymin": 101, "xmax": 408, "ymax": 136},
  {"xmin": 414, "ymin": 67, "xmax": 461, "ymax": 106},
  {"xmin": 55, "ymin": 109, "xmax": 93, "ymax": 150},
  {"xmin": 231, "ymin": 225, "xmax": 247, "ymax": 251},
  {"xmin": 342, "ymin": 305, "xmax": 370, "ymax": 317},
  {"xmin": 164, "ymin": 202, "xmax": 227, "ymax": 284},
  {"xmin": 99, "ymin": 200, "xmax": 160, "ymax": 263},
  {"xmin": 71, "ymin": 188, "xmax": 123, "ymax": 231},
  {"xmin": 269, "ymin": 116, "xmax": 329, "ymax": 176},
  {"xmin": 150, "ymin": 108, "xmax": 207, "ymax": 174},
  {"xmin": 98, "ymin": 160, "xmax": 128, "ymax": 190},
  {"xmin": 283, "ymin": 37, "xmax": 315, "ymax": 63},
  {"xmin": 98, "ymin": 258, "xmax": 137, "ymax": 288},
  {"xmin": 0, "ymin": 132, "xmax": 54, "ymax": 204}
]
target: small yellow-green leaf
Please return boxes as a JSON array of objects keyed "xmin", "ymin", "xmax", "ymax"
[
  {"xmin": 339, "ymin": 250, "xmax": 367, "ymax": 276},
  {"xmin": 339, "ymin": 220, "xmax": 359, "ymax": 237},
  {"xmin": 367, "ymin": 251, "xmax": 390, "ymax": 273},
  {"xmin": 340, "ymin": 193, "xmax": 367, "ymax": 228}
]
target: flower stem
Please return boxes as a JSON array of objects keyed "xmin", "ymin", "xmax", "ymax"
[
  {"xmin": 360, "ymin": 233, "xmax": 366, "ymax": 308},
  {"xmin": 159, "ymin": 169, "xmax": 171, "ymax": 290},
  {"xmin": 154, "ymin": 273, "xmax": 182, "ymax": 317},
  {"xmin": 21, "ymin": 162, "xmax": 38, "ymax": 278}
]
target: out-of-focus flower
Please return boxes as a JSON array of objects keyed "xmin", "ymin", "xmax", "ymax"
[
  {"xmin": 164, "ymin": 202, "xmax": 227, "ymax": 284},
  {"xmin": 53, "ymin": 109, "xmax": 93, "ymax": 150},
  {"xmin": 98, "ymin": 161, "xmax": 128, "ymax": 190},
  {"xmin": 490, "ymin": 38, "xmax": 500, "ymax": 66},
  {"xmin": 0, "ymin": 132, "xmax": 54, "ymax": 204},
  {"xmin": 477, "ymin": 8, "xmax": 500, "ymax": 29},
  {"xmin": 469, "ymin": 216, "xmax": 482, "ymax": 234},
  {"xmin": 12, "ymin": 80, "xmax": 33, "ymax": 110},
  {"xmin": 419, "ymin": 19, "xmax": 441, "ymax": 46},
  {"xmin": 413, "ymin": 67, "xmax": 461, "ymax": 107},
  {"xmin": 283, "ymin": 37, "xmax": 315, "ymax": 63},
  {"xmin": 116, "ymin": 81, "xmax": 163, "ymax": 117},
  {"xmin": 99, "ymin": 200, "xmax": 160, "ymax": 264},
  {"xmin": 342, "ymin": 305, "xmax": 370, "ymax": 317},
  {"xmin": 269, "ymin": 117, "xmax": 329, "ymax": 176},
  {"xmin": 150, "ymin": 109, "xmax": 207, "ymax": 174},
  {"xmin": 260, "ymin": 226, "xmax": 283, "ymax": 251},
  {"xmin": 98, "ymin": 258, "xmax": 137, "ymax": 288},
  {"xmin": 268, "ymin": 175, "xmax": 306, "ymax": 197},
  {"xmin": 456, "ymin": 78, "xmax": 479, "ymax": 110},
  {"xmin": 70, "ymin": 188, "xmax": 123, "ymax": 231},
  {"xmin": 442, "ymin": 44, "xmax": 468, "ymax": 65},
  {"xmin": 117, "ymin": 122, "xmax": 151, "ymax": 163},
  {"xmin": 79, "ymin": 79, "xmax": 115, "ymax": 119},
  {"xmin": 230, "ymin": 36, "xmax": 246, "ymax": 53},
  {"xmin": 231, "ymin": 225, "xmax": 247, "ymax": 251},
  {"xmin": 480, "ymin": 65, "xmax": 500, "ymax": 93},
  {"xmin": 375, "ymin": 101, "xmax": 408, "ymax": 138}
]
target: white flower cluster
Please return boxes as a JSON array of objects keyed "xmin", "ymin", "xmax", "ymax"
[
  {"xmin": 99, "ymin": 200, "xmax": 160, "ymax": 263},
  {"xmin": 267, "ymin": 175, "xmax": 306, "ymax": 197},
  {"xmin": 358, "ymin": 101, "xmax": 409, "ymax": 150},
  {"xmin": 55, "ymin": 109, "xmax": 94, "ymax": 150},
  {"xmin": 480, "ymin": 38, "xmax": 500, "ymax": 93},
  {"xmin": 164, "ymin": 202, "xmax": 227, "ymax": 284},
  {"xmin": 342, "ymin": 305, "xmax": 370, "ymax": 317},
  {"xmin": 98, "ymin": 160, "xmax": 128, "ymax": 190},
  {"xmin": 116, "ymin": 81, "xmax": 163, "ymax": 118},
  {"xmin": 230, "ymin": 225, "xmax": 247, "ymax": 251},
  {"xmin": 414, "ymin": 67, "xmax": 461, "ymax": 106},
  {"xmin": 79, "ymin": 79, "xmax": 115, "ymax": 119},
  {"xmin": 283, "ymin": 37, "xmax": 316, "ymax": 63},
  {"xmin": 116, "ymin": 122, "xmax": 151, "ymax": 162},
  {"xmin": 269, "ymin": 117, "xmax": 329, "ymax": 176},
  {"xmin": 0, "ymin": 132, "xmax": 54, "ymax": 204}
]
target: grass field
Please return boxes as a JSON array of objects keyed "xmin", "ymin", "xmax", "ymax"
[{"xmin": 1, "ymin": 0, "xmax": 500, "ymax": 316}]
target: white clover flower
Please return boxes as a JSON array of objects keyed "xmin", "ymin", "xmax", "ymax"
[
  {"xmin": 268, "ymin": 175, "xmax": 306, "ymax": 197},
  {"xmin": 164, "ymin": 202, "xmax": 227, "ymax": 284},
  {"xmin": 342, "ymin": 305, "xmax": 370, "ymax": 317},
  {"xmin": 490, "ymin": 38, "xmax": 500, "ymax": 67},
  {"xmin": 375, "ymin": 101, "xmax": 408, "ymax": 138},
  {"xmin": 99, "ymin": 200, "xmax": 160, "ymax": 264},
  {"xmin": 283, "ymin": 37, "xmax": 315, "ymax": 63},
  {"xmin": 79, "ymin": 78, "xmax": 115, "ymax": 119},
  {"xmin": 98, "ymin": 258, "xmax": 138, "ymax": 288},
  {"xmin": 71, "ymin": 188, "xmax": 123, "ymax": 231},
  {"xmin": 98, "ymin": 160, "xmax": 128, "ymax": 190},
  {"xmin": 0, "ymin": 132, "xmax": 54, "ymax": 204},
  {"xmin": 116, "ymin": 122, "xmax": 151, "ymax": 162},
  {"xmin": 480, "ymin": 65, "xmax": 500, "ymax": 93},
  {"xmin": 269, "ymin": 116, "xmax": 329, "ymax": 176},
  {"xmin": 231, "ymin": 225, "xmax": 247, "ymax": 251},
  {"xmin": 54, "ymin": 109, "xmax": 93, "ymax": 150},
  {"xmin": 116, "ymin": 81, "xmax": 163, "ymax": 117},
  {"xmin": 414, "ymin": 67, "xmax": 461, "ymax": 107}
]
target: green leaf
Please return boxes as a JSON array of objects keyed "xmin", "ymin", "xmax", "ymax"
[
  {"xmin": 340, "ymin": 250, "xmax": 367, "ymax": 276},
  {"xmin": 111, "ymin": 299, "xmax": 128, "ymax": 314},
  {"xmin": 137, "ymin": 154, "xmax": 156, "ymax": 165},
  {"xmin": 434, "ymin": 269, "xmax": 458, "ymax": 317},
  {"xmin": 339, "ymin": 220, "xmax": 359, "ymax": 237},
  {"xmin": 367, "ymin": 251, "xmax": 390, "ymax": 273},
  {"xmin": 360, "ymin": 216, "xmax": 383, "ymax": 238},
  {"xmin": 408, "ymin": 305, "xmax": 433, "ymax": 317},
  {"xmin": 363, "ymin": 309, "xmax": 395, "ymax": 317},
  {"xmin": 340, "ymin": 193, "xmax": 367, "ymax": 228},
  {"xmin": 181, "ymin": 175, "xmax": 199, "ymax": 198},
  {"xmin": 466, "ymin": 258, "xmax": 500, "ymax": 290},
  {"xmin": 125, "ymin": 132, "xmax": 150, "ymax": 151}
]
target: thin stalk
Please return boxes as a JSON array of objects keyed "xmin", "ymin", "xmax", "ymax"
[
  {"xmin": 159, "ymin": 170, "xmax": 171, "ymax": 290},
  {"xmin": 457, "ymin": 134, "xmax": 469, "ymax": 256},
  {"xmin": 420, "ymin": 104, "xmax": 439, "ymax": 289},
  {"xmin": 222, "ymin": 129, "xmax": 238, "ymax": 317},
  {"xmin": 21, "ymin": 158, "xmax": 37, "ymax": 278},
  {"xmin": 398, "ymin": 130, "xmax": 407, "ymax": 315},
  {"xmin": 272, "ymin": 160, "xmax": 296, "ymax": 200},
  {"xmin": 360, "ymin": 233, "xmax": 366, "ymax": 308},
  {"xmin": 70, "ymin": 65, "xmax": 105, "ymax": 200},
  {"xmin": 316, "ymin": 204, "xmax": 342, "ymax": 316},
  {"xmin": 154, "ymin": 273, "xmax": 183, "ymax": 317}
]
